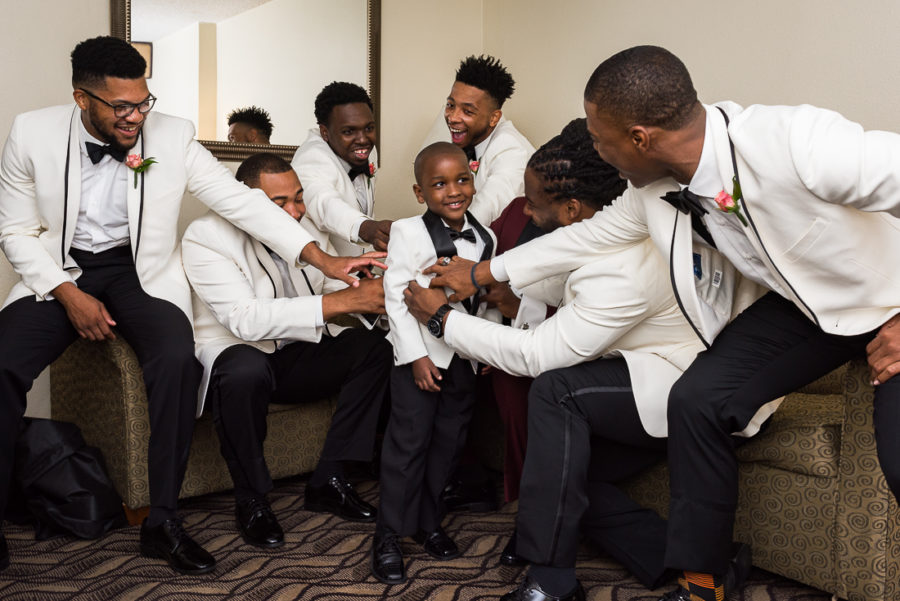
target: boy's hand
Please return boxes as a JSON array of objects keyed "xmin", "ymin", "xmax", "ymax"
[{"xmin": 412, "ymin": 356, "xmax": 442, "ymax": 392}]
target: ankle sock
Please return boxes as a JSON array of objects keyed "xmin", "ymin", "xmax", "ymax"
[{"xmin": 678, "ymin": 571, "xmax": 725, "ymax": 601}]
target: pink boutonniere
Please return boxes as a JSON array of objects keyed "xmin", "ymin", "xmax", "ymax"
[
  {"xmin": 714, "ymin": 176, "xmax": 748, "ymax": 226},
  {"xmin": 469, "ymin": 159, "xmax": 479, "ymax": 174},
  {"xmin": 125, "ymin": 154, "xmax": 157, "ymax": 189}
]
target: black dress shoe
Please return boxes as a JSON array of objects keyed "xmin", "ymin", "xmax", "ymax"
[
  {"xmin": 305, "ymin": 476, "xmax": 376, "ymax": 522},
  {"xmin": 0, "ymin": 534, "xmax": 9, "ymax": 572},
  {"xmin": 236, "ymin": 497, "xmax": 284, "ymax": 549},
  {"xmin": 413, "ymin": 526, "xmax": 460, "ymax": 560},
  {"xmin": 441, "ymin": 477, "xmax": 498, "ymax": 512},
  {"xmin": 656, "ymin": 542, "xmax": 752, "ymax": 601},
  {"xmin": 371, "ymin": 532, "xmax": 406, "ymax": 584},
  {"xmin": 500, "ymin": 575, "xmax": 585, "ymax": 601},
  {"xmin": 499, "ymin": 530, "xmax": 527, "ymax": 566},
  {"xmin": 139, "ymin": 518, "xmax": 216, "ymax": 575}
]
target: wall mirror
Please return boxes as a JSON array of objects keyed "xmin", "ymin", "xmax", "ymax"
[{"xmin": 111, "ymin": 0, "xmax": 380, "ymax": 161}]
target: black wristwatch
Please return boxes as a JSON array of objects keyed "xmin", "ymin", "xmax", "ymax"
[{"xmin": 427, "ymin": 304, "xmax": 454, "ymax": 338}]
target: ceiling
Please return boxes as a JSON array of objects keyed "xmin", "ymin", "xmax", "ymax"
[{"xmin": 132, "ymin": 0, "xmax": 275, "ymax": 41}]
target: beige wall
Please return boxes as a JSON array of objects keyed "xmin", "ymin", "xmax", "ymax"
[
  {"xmin": 150, "ymin": 23, "xmax": 202, "ymax": 133},
  {"xmin": 0, "ymin": 0, "xmax": 109, "ymax": 417}
]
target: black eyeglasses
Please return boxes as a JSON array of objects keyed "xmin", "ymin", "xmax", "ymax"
[{"xmin": 78, "ymin": 88, "xmax": 157, "ymax": 118}]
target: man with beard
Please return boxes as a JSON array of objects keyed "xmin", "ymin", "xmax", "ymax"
[
  {"xmin": 422, "ymin": 55, "xmax": 535, "ymax": 225},
  {"xmin": 0, "ymin": 36, "xmax": 384, "ymax": 575},
  {"xmin": 291, "ymin": 82, "xmax": 392, "ymax": 255}
]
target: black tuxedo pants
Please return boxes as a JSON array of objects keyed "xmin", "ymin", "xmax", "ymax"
[
  {"xmin": 515, "ymin": 357, "xmax": 669, "ymax": 590},
  {"xmin": 663, "ymin": 292, "xmax": 897, "ymax": 574},
  {"xmin": 0, "ymin": 246, "xmax": 200, "ymax": 526},
  {"xmin": 207, "ymin": 328, "xmax": 391, "ymax": 499},
  {"xmin": 377, "ymin": 355, "xmax": 477, "ymax": 537}
]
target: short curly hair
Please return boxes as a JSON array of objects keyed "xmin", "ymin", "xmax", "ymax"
[
  {"xmin": 71, "ymin": 36, "xmax": 146, "ymax": 89},
  {"xmin": 235, "ymin": 153, "xmax": 293, "ymax": 189},
  {"xmin": 227, "ymin": 106, "xmax": 274, "ymax": 139},
  {"xmin": 527, "ymin": 118, "xmax": 627, "ymax": 210},
  {"xmin": 584, "ymin": 46, "xmax": 698, "ymax": 130},
  {"xmin": 314, "ymin": 82, "xmax": 373, "ymax": 125},
  {"xmin": 455, "ymin": 55, "xmax": 516, "ymax": 108}
]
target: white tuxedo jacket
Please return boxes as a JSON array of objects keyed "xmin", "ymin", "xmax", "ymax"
[
  {"xmin": 384, "ymin": 215, "xmax": 498, "ymax": 370},
  {"xmin": 502, "ymin": 102, "xmax": 900, "ymax": 339},
  {"xmin": 291, "ymin": 128, "xmax": 378, "ymax": 257},
  {"xmin": 422, "ymin": 113, "xmax": 535, "ymax": 225},
  {"xmin": 0, "ymin": 105, "xmax": 312, "ymax": 322},
  {"xmin": 182, "ymin": 212, "xmax": 347, "ymax": 416}
]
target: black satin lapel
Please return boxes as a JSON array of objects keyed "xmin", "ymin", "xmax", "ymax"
[
  {"xmin": 466, "ymin": 211, "xmax": 494, "ymax": 261},
  {"xmin": 62, "ymin": 110, "xmax": 74, "ymax": 264},
  {"xmin": 421, "ymin": 209, "xmax": 457, "ymax": 258},
  {"xmin": 134, "ymin": 136, "xmax": 145, "ymax": 261}
]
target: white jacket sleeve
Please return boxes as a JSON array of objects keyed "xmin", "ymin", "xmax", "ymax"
[{"xmin": 383, "ymin": 220, "xmax": 429, "ymax": 365}]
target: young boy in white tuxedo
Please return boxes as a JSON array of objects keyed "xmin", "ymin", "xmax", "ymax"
[
  {"xmin": 421, "ymin": 55, "xmax": 535, "ymax": 226},
  {"xmin": 370, "ymin": 142, "xmax": 497, "ymax": 585},
  {"xmin": 291, "ymin": 82, "xmax": 392, "ymax": 255},
  {"xmin": 181, "ymin": 153, "xmax": 391, "ymax": 549}
]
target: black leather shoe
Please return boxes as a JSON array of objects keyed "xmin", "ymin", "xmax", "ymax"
[
  {"xmin": 371, "ymin": 533, "xmax": 406, "ymax": 584},
  {"xmin": 139, "ymin": 518, "xmax": 216, "ymax": 575},
  {"xmin": 499, "ymin": 530, "xmax": 527, "ymax": 566},
  {"xmin": 413, "ymin": 526, "xmax": 460, "ymax": 560},
  {"xmin": 657, "ymin": 542, "xmax": 752, "ymax": 601},
  {"xmin": 305, "ymin": 476, "xmax": 376, "ymax": 522},
  {"xmin": 0, "ymin": 534, "xmax": 9, "ymax": 572},
  {"xmin": 500, "ymin": 575, "xmax": 585, "ymax": 601},
  {"xmin": 441, "ymin": 477, "xmax": 498, "ymax": 512},
  {"xmin": 236, "ymin": 497, "xmax": 284, "ymax": 549}
]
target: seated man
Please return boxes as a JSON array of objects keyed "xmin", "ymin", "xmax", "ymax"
[
  {"xmin": 181, "ymin": 153, "xmax": 392, "ymax": 548},
  {"xmin": 226, "ymin": 106, "xmax": 273, "ymax": 145},
  {"xmin": 421, "ymin": 55, "xmax": 535, "ymax": 225},
  {"xmin": 292, "ymin": 82, "xmax": 392, "ymax": 254}
]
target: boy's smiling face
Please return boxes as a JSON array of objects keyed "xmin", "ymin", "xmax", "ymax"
[{"xmin": 414, "ymin": 147, "xmax": 475, "ymax": 231}]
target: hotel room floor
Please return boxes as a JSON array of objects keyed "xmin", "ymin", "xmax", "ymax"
[{"xmin": 0, "ymin": 477, "xmax": 830, "ymax": 600}]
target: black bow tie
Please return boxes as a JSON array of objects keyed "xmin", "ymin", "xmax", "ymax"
[
  {"xmin": 447, "ymin": 228, "xmax": 476, "ymax": 243},
  {"xmin": 462, "ymin": 145, "xmax": 477, "ymax": 162},
  {"xmin": 347, "ymin": 164, "xmax": 370, "ymax": 180},
  {"xmin": 661, "ymin": 188, "xmax": 708, "ymax": 220},
  {"xmin": 85, "ymin": 141, "xmax": 126, "ymax": 165}
]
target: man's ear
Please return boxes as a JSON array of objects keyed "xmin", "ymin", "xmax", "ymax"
[
  {"xmin": 413, "ymin": 183, "xmax": 425, "ymax": 205},
  {"xmin": 630, "ymin": 125, "xmax": 652, "ymax": 152},
  {"xmin": 565, "ymin": 198, "xmax": 581, "ymax": 220},
  {"xmin": 318, "ymin": 123, "xmax": 329, "ymax": 142},
  {"xmin": 488, "ymin": 109, "xmax": 502, "ymax": 129},
  {"xmin": 73, "ymin": 89, "xmax": 88, "ymax": 111},
  {"xmin": 247, "ymin": 129, "xmax": 260, "ymax": 143}
]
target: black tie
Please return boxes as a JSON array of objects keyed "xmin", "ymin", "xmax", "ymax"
[
  {"xmin": 447, "ymin": 228, "xmax": 476, "ymax": 243},
  {"xmin": 85, "ymin": 141, "xmax": 126, "ymax": 165},
  {"xmin": 660, "ymin": 188, "xmax": 717, "ymax": 249},
  {"xmin": 347, "ymin": 164, "xmax": 368, "ymax": 180},
  {"xmin": 462, "ymin": 146, "xmax": 477, "ymax": 162}
]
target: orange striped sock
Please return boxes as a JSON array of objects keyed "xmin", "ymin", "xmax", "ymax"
[{"xmin": 677, "ymin": 571, "xmax": 725, "ymax": 601}]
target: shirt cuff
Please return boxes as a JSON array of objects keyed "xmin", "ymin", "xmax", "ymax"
[
  {"xmin": 444, "ymin": 309, "xmax": 461, "ymax": 339},
  {"xmin": 350, "ymin": 216, "xmax": 368, "ymax": 243},
  {"xmin": 314, "ymin": 295, "xmax": 325, "ymax": 327},
  {"xmin": 489, "ymin": 256, "xmax": 509, "ymax": 282}
]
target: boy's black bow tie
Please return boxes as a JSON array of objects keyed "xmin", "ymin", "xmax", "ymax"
[
  {"xmin": 661, "ymin": 187, "xmax": 708, "ymax": 219},
  {"xmin": 447, "ymin": 228, "xmax": 476, "ymax": 243},
  {"xmin": 85, "ymin": 141, "xmax": 126, "ymax": 164}
]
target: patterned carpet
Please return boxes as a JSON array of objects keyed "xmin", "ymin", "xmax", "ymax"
[{"xmin": 0, "ymin": 477, "xmax": 831, "ymax": 601}]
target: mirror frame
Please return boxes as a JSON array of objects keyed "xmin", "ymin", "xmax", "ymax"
[{"xmin": 111, "ymin": 0, "xmax": 381, "ymax": 162}]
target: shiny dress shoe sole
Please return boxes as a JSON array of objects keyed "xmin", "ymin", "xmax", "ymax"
[{"xmin": 500, "ymin": 576, "xmax": 585, "ymax": 601}]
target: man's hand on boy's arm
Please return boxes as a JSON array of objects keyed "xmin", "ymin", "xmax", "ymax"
[
  {"xmin": 299, "ymin": 242, "xmax": 387, "ymax": 286},
  {"xmin": 424, "ymin": 257, "xmax": 497, "ymax": 302},
  {"xmin": 482, "ymin": 282, "xmax": 521, "ymax": 320},
  {"xmin": 322, "ymin": 277, "xmax": 386, "ymax": 321},
  {"xmin": 867, "ymin": 313, "xmax": 900, "ymax": 385},
  {"xmin": 403, "ymin": 281, "xmax": 449, "ymax": 324},
  {"xmin": 358, "ymin": 219, "xmax": 393, "ymax": 252},
  {"xmin": 412, "ymin": 356, "xmax": 442, "ymax": 392}
]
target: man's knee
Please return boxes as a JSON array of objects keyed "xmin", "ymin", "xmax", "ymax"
[{"xmin": 667, "ymin": 372, "xmax": 722, "ymax": 430}]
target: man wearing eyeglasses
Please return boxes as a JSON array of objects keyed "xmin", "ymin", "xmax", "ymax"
[{"xmin": 0, "ymin": 36, "xmax": 385, "ymax": 576}]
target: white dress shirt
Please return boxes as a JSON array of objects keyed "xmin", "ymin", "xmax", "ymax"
[
  {"xmin": 333, "ymin": 154, "xmax": 373, "ymax": 243},
  {"xmin": 70, "ymin": 119, "xmax": 130, "ymax": 252},
  {"xmin": 268, "ymin": 250, "xmax": 325, "ymax": 341}
]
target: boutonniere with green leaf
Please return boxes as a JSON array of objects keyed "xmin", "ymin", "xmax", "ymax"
[
  {"xmin": 125, "ymin": 154, "xmax": 157, "ymax": 189},
  {"xmin": 714, "ymin": 176, "xmax": 748, "ymax": 226}
]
